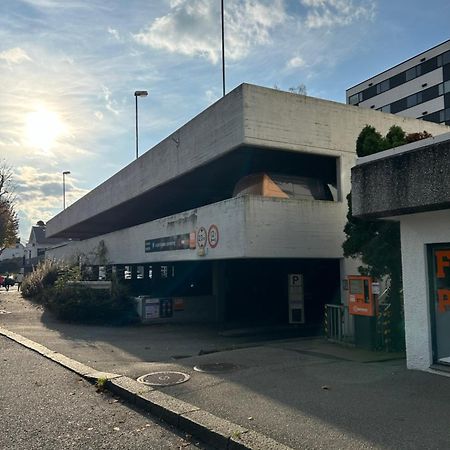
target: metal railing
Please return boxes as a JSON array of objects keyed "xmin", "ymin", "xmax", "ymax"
[{"xmin": 324, "ymin": 304, "xmax": 345, "ymax": 342}]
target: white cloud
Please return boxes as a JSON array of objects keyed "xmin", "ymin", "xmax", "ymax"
[
  {"xmin": 15, "ymin": 166, "xmax": 89, "ymax": 239},
  {"xmin": 287, "ymin": 56, "xmax": 306, "ymax": 69},
  {"xmin": 101, "ymin": 85, "xmax": 121, "ymax": 115},
  {"xmin": 205, "ymin": 88, "xmax": 220, "ymax": 104},
  {"xmin": 134, "ymin": 0, "xmax": 286, "ymax": 64},
  {"xmin": 107, "ymin": 27, "xmax": 121, "ymax": 41},
  {"xmin": 300, "ymin": 0, "xmax": 375, "ymax": 29},
  {"xmin": 0, "ymin": 47, "xmax": 32, "ymax": 65}
]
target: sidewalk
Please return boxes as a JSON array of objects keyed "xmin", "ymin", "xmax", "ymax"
[{"xmin": 1, "ymin": 290, "xmax": 450, "ymax": 449}]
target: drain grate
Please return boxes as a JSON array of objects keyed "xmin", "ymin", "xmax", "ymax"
[
  {"xmin": 193, "ymin": 362, "xmax": 240, "ymax": 373},
  {"xmin": 137, "ymin": 371, "xmax": 190, "ymax": 386}
]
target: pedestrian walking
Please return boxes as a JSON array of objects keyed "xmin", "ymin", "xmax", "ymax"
[{"xmin": 16, "ymin": 272, "xmax": 23, "ymax": 291}]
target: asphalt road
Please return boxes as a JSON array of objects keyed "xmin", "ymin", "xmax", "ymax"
[{"xmin": 0, "ymin": 336, "xmax": 209, "ymax": 450}]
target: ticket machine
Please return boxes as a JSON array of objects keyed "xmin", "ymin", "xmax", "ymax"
[
  {"xmin": 348, "ymin": 275, "xmax": 378, "ymax": 349},
  {"xmin": 348, "ymin": 275, "xmax": 376, "ymax": 317}
]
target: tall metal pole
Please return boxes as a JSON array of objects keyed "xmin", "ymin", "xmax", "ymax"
[
  {"xmin": 134, "ymin": 91, "xmax": 148, "ymax": 160},
  {"xmin": 62, "ymin": 171, "xmax": 70, "ymax": 210},
  {"xmin": 135, "ymin": 94, "xmax": 139, "ymax": 159},
  {"xmin": 221, "ymin": 0, "xmax": 225, "ymax": 97}
]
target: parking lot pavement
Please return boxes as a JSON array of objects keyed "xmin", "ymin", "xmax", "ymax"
[{"xmin": 2, "ymin": 290, "xmax": 450, "ymax": 449}]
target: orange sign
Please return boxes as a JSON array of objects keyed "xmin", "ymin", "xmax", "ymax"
[
  {"xmin": 348, "ymin": 276, "xmax": 375, "ymax": 316},
  {"xmin": 434, "ymin": 249, "xmax": 450, "ymax": 314}
]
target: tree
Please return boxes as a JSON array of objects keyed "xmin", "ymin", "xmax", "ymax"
[
  {"xmin": 0, "ymin": 162, "xmax": 19, "ymax": 254},
  {"xmin": 344, "ymin": 125, "xmax": 433, "ymax": 350},
  {"xmin": 355, "ymin": 125, "xmax": 384, "ymax": 157},
  {"xmin": 384, "ymin": 125, "xmax": 406, "ymax": 149}
]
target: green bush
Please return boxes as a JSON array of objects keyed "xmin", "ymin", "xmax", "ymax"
[
  {"xmin": 45, "ymin": 282, "xmax": 138, "ymax": 325},
  {"xmin": 21, "ymin": 260, "xmax": 138, "ymax": 325}
]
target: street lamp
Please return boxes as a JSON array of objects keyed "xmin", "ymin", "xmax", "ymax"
[
  {"xmin": 221, "ymin": 0, "xmax": 226, "ymax": 97},
  {"xmin": 62, "ymin": 171, "xmax": 70, "ymax": 210},
  {"xmin": 134, "ymin": 90, "xmax": 148, "ymax": 159}
]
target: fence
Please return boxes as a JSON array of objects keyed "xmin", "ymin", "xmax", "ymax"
[{"xmin": 324, "ymin": 304, "xmax": 345, "ymax": 343}]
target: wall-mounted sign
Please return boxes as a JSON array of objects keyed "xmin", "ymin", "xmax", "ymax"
[
  {"xmin": 197, "ymin": 227, "xmax": 207, "ymax": 248},
  {"xmin": 208, "ymin": 224, "xmax": 219, "ymax": 248},
  {"xmin": 371, "ymin": 282, "xmax": 380, "ymax": 295},
  {"xmin": 288, "ymin": 273, "xmax": 305, "ymax": 324},
  {"xmin": 189, "ymin": 231, "xmax": 196, "ymax": 249},
  {"xmin": 145, "ymin": 233, "xmax": 191, "ymax": 253}
]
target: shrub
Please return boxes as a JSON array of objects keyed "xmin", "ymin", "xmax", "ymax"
[
  {"xmin": 45, "ymin": 282, "xmax": 138, "ymax": 325},
  {"xmin": 22, "ymin": 260, "xmax": 138, "ymax": 325},
  {"xmin": 21, "ymin": 259, "xmax": 62, "ymax": 303}
]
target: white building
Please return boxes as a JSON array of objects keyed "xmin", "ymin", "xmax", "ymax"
[
  {"xmin": 347, "ymin": 40, "xmax": 450, "ymax": 125},
  {"xmin": 0, "ymin": 241, "xmax": 25, "ymax": 261},
  {"xmin": 25, "ymin": 221, "xmax": 66, "ymax": 266},
  {"xmin": 45, "ymin": 84, "xmax": 448, "ymax": 329},
  {"xmin": 352, "ymin": 132, "xmax": 450, "ymax": 373}
]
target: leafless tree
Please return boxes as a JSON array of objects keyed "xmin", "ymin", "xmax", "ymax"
[{"xmin": 0, "ymin": 161, "xmax": 19, "ymax": 254}]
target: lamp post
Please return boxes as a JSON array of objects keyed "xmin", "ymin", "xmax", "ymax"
[
  {"xmin": 134, "ymin": 90, "xmax": 148, "ymax": 159},
  {"xmin": 62, "ymin": 171, "xmax": 70, "ymax": 210},
  {"xmin": 221, "ymin": 0, "xmax": 226, "ymax": 97}
]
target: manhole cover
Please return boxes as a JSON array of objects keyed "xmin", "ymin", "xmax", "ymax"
[
  {"xmin": 137, "ymin": 371, "xmax": 190, "ymax": 386},
  {"xmin": 193, "ymin": 362, "xmax": 240, "ymax": 373}
]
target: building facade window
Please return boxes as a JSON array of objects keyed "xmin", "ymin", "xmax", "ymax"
[{"xmin": 349, "ymin": 47, "xmax": 450, "ymax": 105}]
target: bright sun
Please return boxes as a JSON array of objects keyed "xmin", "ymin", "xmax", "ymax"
[{"xmin": 25, "ymin": 107, "xmax": 66, "ymax": 150}]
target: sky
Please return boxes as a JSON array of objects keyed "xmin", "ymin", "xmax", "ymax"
[{"xmin": 1, "ymin": 0, "xmax": 449, "ymax": 242}]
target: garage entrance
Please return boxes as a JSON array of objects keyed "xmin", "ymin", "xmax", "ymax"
[{"xmin": 224, "ymin": 258, "xmax": 340, "ymax": 332}]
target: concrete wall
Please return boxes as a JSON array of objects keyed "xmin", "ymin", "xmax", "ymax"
[
  {"xmin": 241, "ymin": 84, "xmax": 449, "ymax": 203},
  {"xmin": 47, "ymin": 83, "xmax": 449, "ymax": 239},
  {"xmin": 48, "ymin": 196, "xmax": 345, "ymax": 264},
  {"xmin": 244, "ymin": 196, "xmax": 344, "ymax": 258},
  {"xmin": 399, "ymin": 209, "xmax": 450, "ymax": 370},
  {"xmin": 352, "ymin": 134, "xmax": 450, "ymax": 219}
]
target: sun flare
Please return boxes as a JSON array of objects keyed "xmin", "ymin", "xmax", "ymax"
[{"xmin": 25, "ymin": 107, "xmax": 66, "ymax": 150}]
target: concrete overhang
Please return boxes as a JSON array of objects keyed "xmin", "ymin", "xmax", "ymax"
[
  {"xmin": 48, "ymin": 195, "xmax": 346, "ymax": 264},
  {"xmin": 352, "ymin": 132, "xmax": 450, "ymax": 219},
  {"xmin": 46, "ymin": 83, "xmax": 450, "ymax": 239}
]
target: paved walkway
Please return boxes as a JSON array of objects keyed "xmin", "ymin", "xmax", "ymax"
[{"xmin": 1, "ymin": 290, "xmax": 450, "ymax": 449}]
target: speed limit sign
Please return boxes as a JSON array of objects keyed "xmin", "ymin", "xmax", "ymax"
[{"xmin": 208, "ymin": 224, "xmax": 219, "ymax": 248}]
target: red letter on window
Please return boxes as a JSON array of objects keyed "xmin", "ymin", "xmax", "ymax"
[
  {"xmin": 437, "ymin": 289, "xmax": 450, "ymax": 313},
  {"xmin": 436, "ymin": 250, "xmax": 450, "ymax": 278}
]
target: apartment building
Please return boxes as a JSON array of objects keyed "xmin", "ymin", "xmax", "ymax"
[{"xmin": 346, "ymin": 40, "xmax": 450, "ymax": 125}]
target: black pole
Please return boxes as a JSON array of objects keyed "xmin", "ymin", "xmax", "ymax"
[
  {"xmin": 221, "ymin": 0, "xmax": 225, "ymax": 97},
  {"xmin": 135, "ymin": 95, "xmax": 139, "ymax": 159},
  {"xmin": 63, "ymin": 174, "xmax": 65, "ymax": 210}
]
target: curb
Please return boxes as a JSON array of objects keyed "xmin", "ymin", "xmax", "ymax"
[{"xmin": 0, "ymin": 326, "xmax": 293, "ymax": 450}]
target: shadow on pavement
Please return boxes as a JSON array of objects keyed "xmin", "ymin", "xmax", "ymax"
[{"xmin": 1, "ymin": 290, "xmax": 448, "ymax": 450}]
